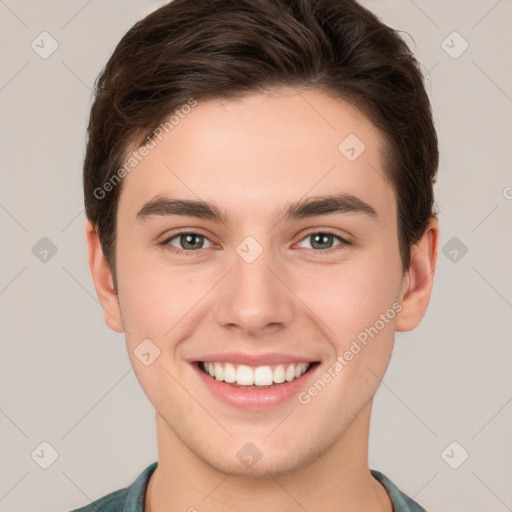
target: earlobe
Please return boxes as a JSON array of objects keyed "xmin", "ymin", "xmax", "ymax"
[
  {"xmin": 85, "ymin": 220, "xmax": 125, "ymax": 333},
  {"xmin": 396, "ymin": 218, "xmax": 439, "ymax": 332}
]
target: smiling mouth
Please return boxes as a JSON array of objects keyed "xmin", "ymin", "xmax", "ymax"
[{"xmin": 195, "ymin": 361, "xmax": 320, "ymax": 389}]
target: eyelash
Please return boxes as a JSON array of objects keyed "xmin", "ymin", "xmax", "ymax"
[{"xmin": 159, "ymin": 230, "xmax": 350, "ymax": 256}]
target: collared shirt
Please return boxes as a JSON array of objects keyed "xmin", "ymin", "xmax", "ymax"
[{"xmin": 69, "ymin": 462, "xmax": 427, "ymax": 512}]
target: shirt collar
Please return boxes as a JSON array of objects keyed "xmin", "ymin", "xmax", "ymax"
[{"xmin": 120, "ymin": 462, "xmax": 426, "ymax": 512}]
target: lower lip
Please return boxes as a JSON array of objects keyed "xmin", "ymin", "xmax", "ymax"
[{"xmin": 193, "ymin": 363, "xmax": 319, "ymax": 411}]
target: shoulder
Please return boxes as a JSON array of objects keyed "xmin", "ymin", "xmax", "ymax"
[
  {"xmin": 67, "ymin": 461, "xmax": 158, "ymax": 512},
  {"xmin": 370, "ymin": 469, "xmax": 427, "ymax": 512},
  {"xmin": 68, "ymin": 488, "xmax": 128, "ymax": 512}
]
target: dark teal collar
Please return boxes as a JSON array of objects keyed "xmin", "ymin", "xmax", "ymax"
[{"xmin": 71, "ymin": 462, "xmax": 427, "ymax": 511}]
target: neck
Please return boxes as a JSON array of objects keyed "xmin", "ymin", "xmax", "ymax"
[{"xmin": 145, "ymin": 402, "xmax": 391, "ymax": 512}]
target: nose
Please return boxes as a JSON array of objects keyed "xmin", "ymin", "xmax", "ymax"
[{"xmin": 213, "ymin": 242, "xmax": 295, "ymax": 337}]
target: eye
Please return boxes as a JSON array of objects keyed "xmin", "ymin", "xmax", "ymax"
[
  {"xmin": 296, "ymin": 231, "xmax": 350, "ymax": 253},
  {"xmin": 160, "ymin": 230, "xmax": 350, "ymax": 256},
  {"xmin": 161, "ymin": 232, "xmax": 214, "ymax": 254}
]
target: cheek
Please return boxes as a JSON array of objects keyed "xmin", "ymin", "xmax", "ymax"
[
  {"xmin": 117, "ymin": 251, "xmax": 214, "ymax": 340},
  {"xmin": 296, "ymin": 264, "xmax": 401, "ymax": 413},
  {"xmin": 297, "ymin": 258, "xmax": 402, "ymax": 346}
]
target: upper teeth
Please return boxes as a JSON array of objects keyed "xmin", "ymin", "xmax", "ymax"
[{"xmin": 202, "ymin": 362, "xmax": 310, "ymax": 386}]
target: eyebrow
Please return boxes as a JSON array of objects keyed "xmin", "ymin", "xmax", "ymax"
[{"xmin": 135, "ymin": 192, "xmax": 378, "ymax": 224}]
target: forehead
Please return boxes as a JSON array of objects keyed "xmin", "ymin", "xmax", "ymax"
[{"xmin": 117, "ymin": 88, "xmax": 395, "ymax": 225}]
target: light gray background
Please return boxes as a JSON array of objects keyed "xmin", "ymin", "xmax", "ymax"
[{"xmin": 1, "ymin": 1, "xmax": 511, "ymax": 511}]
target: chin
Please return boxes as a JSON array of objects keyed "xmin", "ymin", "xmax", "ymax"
[
  {"xmin": 208, "ymin": 454, "xmax": 303, "ymax": 478},
  {"xmin": 193, "ymin": 439, "xmax": 322, "ymax": 479}
]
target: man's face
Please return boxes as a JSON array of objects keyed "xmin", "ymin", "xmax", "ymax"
[{"xmin": 113, "ymin": 88, "xmax": 406, "ymax": 475}]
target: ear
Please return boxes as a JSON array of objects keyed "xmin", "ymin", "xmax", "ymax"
[
  {"xmin": 85, "ymin": 220, "xmax": 124, "ymax": 333},
  {"xmin": 396, "ymin": 218, "xmax": 439, "ymax": 332}
]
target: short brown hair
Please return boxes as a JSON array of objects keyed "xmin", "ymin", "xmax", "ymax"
[{"xmin": 83, "ymin": 0, "xmax": 439, "ymax": 289}]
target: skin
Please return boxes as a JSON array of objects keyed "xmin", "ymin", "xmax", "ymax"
[{"xmin": 86, "ymin": 87, "xmax": 438, "ymax": 512}]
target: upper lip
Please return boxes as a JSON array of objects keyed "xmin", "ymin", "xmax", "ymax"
[{"xmin": 191, "ymin": 352, "xmax": 319, "ymax": 366}]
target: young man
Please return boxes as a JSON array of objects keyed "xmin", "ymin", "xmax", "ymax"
[{"xmin": 76, "ymin": 0, "xmax": 439, "ymax": 510}]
